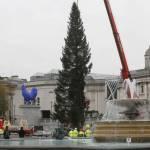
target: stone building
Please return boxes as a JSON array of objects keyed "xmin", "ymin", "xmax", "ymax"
[
  {"xmin": 0, "ymin": 77, "xmax": 17, "ymax": 122},
  {"xmin": 12, "ymin": 71, "xmax": 116, "ymax": 126},
  {"xmin": 118, "ymin": 46, "xmax": 150, "ymax": 100},
  {"xmin": 11, "ymin": 48, "xmax": 150, "ymax": 126}
]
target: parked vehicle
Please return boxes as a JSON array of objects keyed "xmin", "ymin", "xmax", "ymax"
[{"xmin": 33, "ymin": 130, "xmax": 51, "ymax": 137}]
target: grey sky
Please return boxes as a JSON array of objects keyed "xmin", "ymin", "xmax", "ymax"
[{"xmin": 0, "ymin": 0, "xmax": 149, "ymax": 80}]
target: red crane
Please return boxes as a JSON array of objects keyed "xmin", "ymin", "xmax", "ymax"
[
  {"xmin": 103, "ymin": 0, "xmax": 131, "ymax": 80},
  {"xmin": 103, "ymin": 0, "xmax": 138, "ymax": 98}
]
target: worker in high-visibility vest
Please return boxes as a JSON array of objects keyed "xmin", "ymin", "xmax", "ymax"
[
  {"xmin": 73, "ymin": 128, "xmax": 78, "ymax": 137},
  {"xmin": 85, "ymin": 124, "xmax": 90, "ymax": 129},
  {"xmin": 68, "ymin": 129, "xmax": 73, "ymax": 138},
  {"xmin": 85, "ymin": 128, "xmax": 92, "ymax": 137},
  {"xmin": 85, "ymin": 124, "xmax": 92, "ymax": 137},
  {"xmin": 78, "ymin": 129, "xmax": 84, "ymax": 137}
]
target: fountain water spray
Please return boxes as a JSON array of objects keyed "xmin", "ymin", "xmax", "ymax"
[{"xmin": 123, "ymin": 79, "xmax": 138, "ymax": 99}]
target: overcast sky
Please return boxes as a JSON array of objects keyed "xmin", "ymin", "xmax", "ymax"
[{"xmin": 0, "ymin": 0, "xmax": 149, "ymax": 80}]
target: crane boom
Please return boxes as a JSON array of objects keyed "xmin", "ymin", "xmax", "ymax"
[{"xmin": 103, "ymin": 0, "xmax": 131, "ymax": 80}]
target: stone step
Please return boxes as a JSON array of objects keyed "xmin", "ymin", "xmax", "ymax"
[
  {"xmin": 94, "ymin": 121, "xmax": 150, "ymax": 142},
  {"xmin": 94, "ymin": 133, "xmax": 150, "ymax": 138},
  {"xmin": 96, "ymin": 121, "xmax": 150, "ymax": 125},
  {"xmin": 95, "ymin": 125, "xmax": 150, "ymax": 130},
  {"xmin": 95, "ymin": 122, "xmax": 150, "ymax": 129},
  {"xmin": 94, "ymin": 129, "xmax": 150, "ymax": 134}
]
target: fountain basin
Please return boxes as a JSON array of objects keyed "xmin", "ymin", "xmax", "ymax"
[
  {"xmin": 94, "ymin": 99, "xmax": 150, "ymax": 142},
  {"xmin": 94, "ymin": 120, "xmax": 150, "ymax": 142}
]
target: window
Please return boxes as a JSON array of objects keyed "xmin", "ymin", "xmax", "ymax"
[
  {"xmin": 140, "ymin": 84, "xmax": 144, "ymax": 94},
  {"xmin": 106, "ymin": 86, "xmax": 117, "ymax": 100},
  {"xmin": 41, "ymin": 110, "xmax": 50, "ymax": 118},
  {"xmin": 105, "ymin": 80, "xmax": 118, "ymax": 100},
  {"xmin": 37, "ymin": 97, "xmax": 40, "ymax": 105}
]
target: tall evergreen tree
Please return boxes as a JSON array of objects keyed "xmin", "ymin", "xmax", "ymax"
[{"xmin": 54, "ymin": 2, "xmax": 92, "ymax": 128}]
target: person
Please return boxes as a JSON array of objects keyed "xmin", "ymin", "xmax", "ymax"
[
  {"xmin": 68, "ymin": 129, "xmax": 73, "ymax": 138},
  {"xmin": 72, "ymin": 128, "xmax": 78, "ymax": 138},
  {"xmin": 3, "ymin": 126, "xmax": 10, "ymax": 139},
  {"xmin": 78, "ymin": 128, "xmax": 84, "ymax": 137},
  {"xmin": 53, "ymin": 128, "xmax": 65, "ymax": 140},
  {"xmin": 85, "ymin": 124, "xmax": 92, "ymax": 137},
  {"xmin": 85, "ymin": 128, "xmax": 92, "ymax": 137},
  {"xmin": 18, "ymin": 127, "xmax": 25, "ymax": 138}
]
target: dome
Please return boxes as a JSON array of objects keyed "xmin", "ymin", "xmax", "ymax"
[{"xmin": 145, "ymin": 46, "xmax": 150, "ymax": 56}]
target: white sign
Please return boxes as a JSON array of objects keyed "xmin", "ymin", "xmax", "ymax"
[{"xmin": 126, "ymin": 137, "xmax": 131, "ymax": 143}]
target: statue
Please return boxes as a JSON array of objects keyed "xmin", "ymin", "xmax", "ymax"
[{"xmin": 21, "ymin": 84, "xmax": 38, "ymax": 104}]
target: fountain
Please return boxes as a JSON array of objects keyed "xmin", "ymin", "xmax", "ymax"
[
  {"xmin": 0, "ymin": 0, "xmax": 149, "ymax": 149},
  {"xmin": 93, "ymin": 99, "xmax": 150, "ymax": 142},
  {"xmin": 93, "ymin": 0, "xmax": 150, "ymax": 143}
]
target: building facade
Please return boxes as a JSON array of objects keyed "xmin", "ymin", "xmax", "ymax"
[
  {"xmin": 0, "ymin": 78, "xmax": 17, "ymax": 122},
  {"xmin": 11, "ymin": 48, "xmax": 150, "ymax": 126}
]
